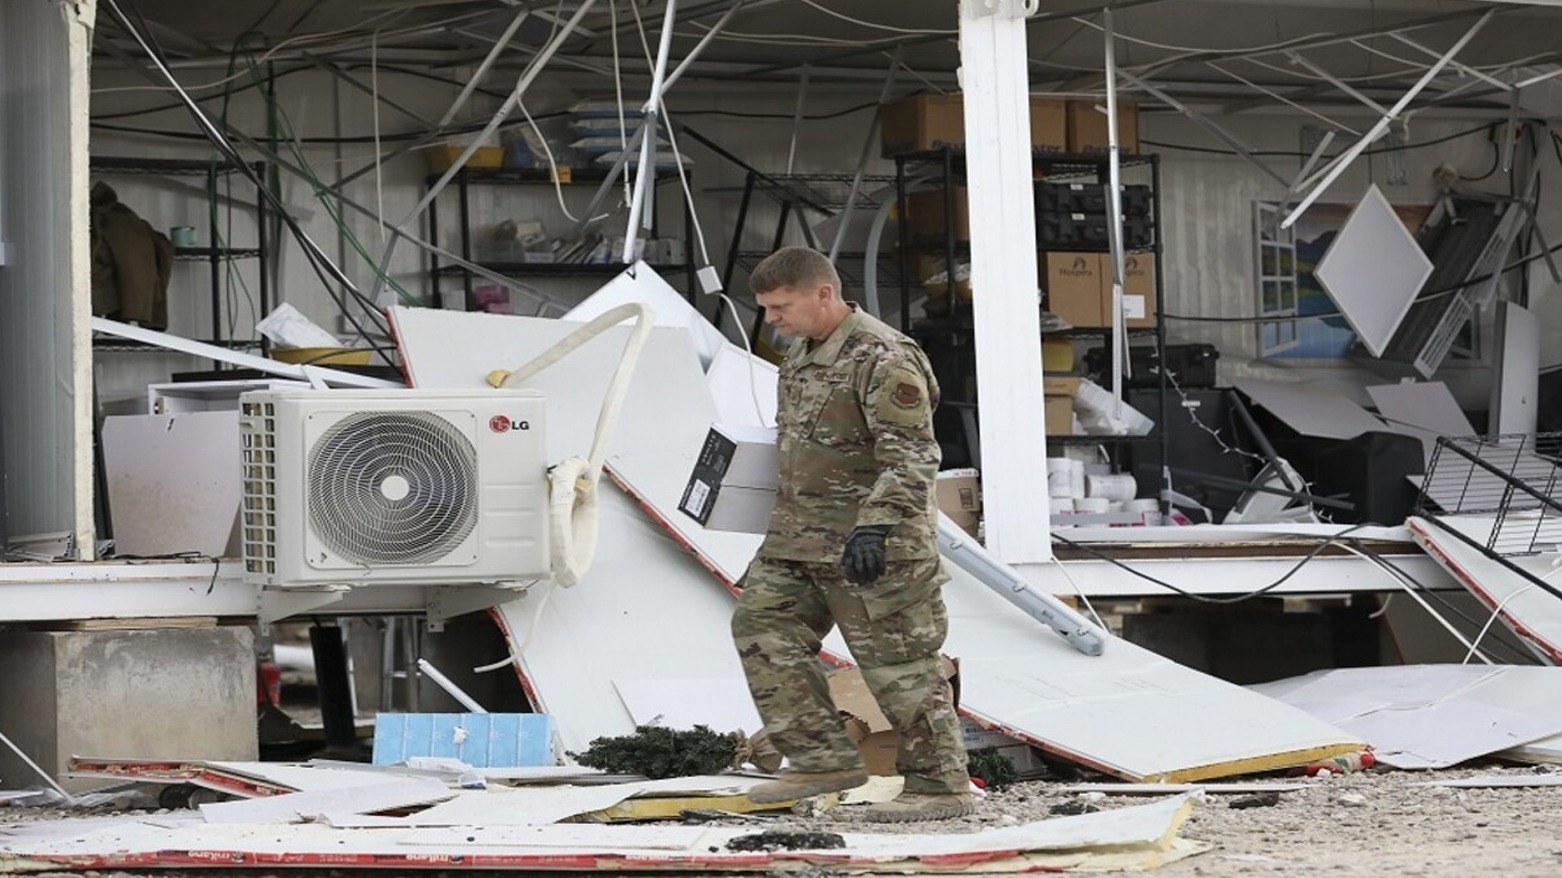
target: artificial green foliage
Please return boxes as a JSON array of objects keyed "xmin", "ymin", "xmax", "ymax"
[
  {"xmin": 967, "ymin": 747, "xmax": 1018, "ymax": 790},
  {"xmin": 568, "ymin": 724, "xmax": 740, "ymax": 779}
]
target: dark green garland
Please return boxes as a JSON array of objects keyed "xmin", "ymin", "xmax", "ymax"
[{"xmin": 569, "ymin": 725, "xmax": 741, "ymax": 779}]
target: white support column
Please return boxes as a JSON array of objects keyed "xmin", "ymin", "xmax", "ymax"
[{"xmin": 958, "ymin": 0, "xmax": 1050, "ymax": 563}]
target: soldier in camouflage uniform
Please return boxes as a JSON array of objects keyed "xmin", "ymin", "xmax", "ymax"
[{"xmin": 732, "ymin": 246, "xmax": 971, "ymax": 822}]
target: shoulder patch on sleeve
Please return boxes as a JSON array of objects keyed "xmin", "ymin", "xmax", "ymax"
[{"xmin": 875, "ymin": 364, "xmax": 930, "ymax": 426}]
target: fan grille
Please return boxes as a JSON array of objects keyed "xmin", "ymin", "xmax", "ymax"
[{"xmin": 308, "ymin": 411, "xmax": 478, "ymax": 566}]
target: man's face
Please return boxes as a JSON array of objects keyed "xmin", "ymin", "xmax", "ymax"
[{"xmin": 755, "ymin": 283, "xmax": 833, "ymax": 341}]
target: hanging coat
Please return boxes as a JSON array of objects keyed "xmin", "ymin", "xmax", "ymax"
[{"xmin": 90, "ymin": 181, "xmax": 174, "ymax": 330}]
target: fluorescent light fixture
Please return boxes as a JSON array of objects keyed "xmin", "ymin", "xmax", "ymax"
[{"xmin": 1314, "ymin": 184, "xmax": 1434, "ymax": 359}]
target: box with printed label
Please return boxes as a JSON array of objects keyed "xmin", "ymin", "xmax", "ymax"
[
  {"xmin": 1043, "ymin": 251, "xmax": 1106, "ymax": 328},
  {"xmin": 935, "ymin": 469, "xmax": 981, "ymax": 537},
  {"xmin": 678, "ymin": 424, "xmax": 778, "ymax": 534},
  {"xmin": 1120, "ymin": 252, "xmax": 1157, "ymax": 329},
  {"xmin": 880, "ymin": 94, "xmax": 1069, "ymax": 158},
  {"xmin": 1065, "ymin": 99, "xmax": 1141, "ymax": 155}
]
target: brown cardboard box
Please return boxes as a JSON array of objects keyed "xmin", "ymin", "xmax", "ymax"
[
  {"xmin": 1120, "ymin": 252, "xmax": 1157, "ymax": 329},
  {"xmin": 829, "ymin": 657, "xmax": 960, "ymax": 776},
  {"xmin": 880, "ymin": 93, "xmax": 966, "ymax": 157},
  {"xmin": 1043, "ymin": 251, "xmax": 1106, "ymax": 328},
  {"xmin": 905, "ymin": 187, "xmax": 970, "ymax": 243},
  {"xmin": 1066, "ymin": 99, "xmax": 1141, "ymax": 155},
  {"xmin": 1030, "ymin": 98, "xmax": 1068, "ymax": 155},
  {"xmin": 1044, "ymin": 375, "xmax": 1081, "ymax": 436},
  {"xmin": 935, "ymin": 469, "xmax": 981, "ymax": 537},
  {"xmin": 880, "ymin": 94, "xmax": 1071, "ymax": 158}
]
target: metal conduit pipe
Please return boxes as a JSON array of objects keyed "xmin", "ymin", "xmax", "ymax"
[{"xmin": 937, "ymin": 518, "xmax": 1107, "ymax": 657}]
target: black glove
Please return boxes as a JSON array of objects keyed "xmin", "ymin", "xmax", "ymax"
[{"xmin": 841, "ymin": 525, "xmax": 892, "ymax": 585}]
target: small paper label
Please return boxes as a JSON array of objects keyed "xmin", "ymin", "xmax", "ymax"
[
  {"xmin": 685, "ymin": 480, "xmax": 712, "ymax": 517},
  {"xmin": 1122, "ymin": 294, "xmax": 1146, "ymax": 319}
]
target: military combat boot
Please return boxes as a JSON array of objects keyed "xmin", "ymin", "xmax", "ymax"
[
  {"xmin": 862, "ymin": 791, "xmax": 975, "ymax": 822},
  {"xmin": 746, "ymin": 767, "xmax": 870, "ymax": 804}
]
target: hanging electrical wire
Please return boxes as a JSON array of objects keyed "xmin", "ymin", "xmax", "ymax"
[{"xmin": 102, "ymin": 0, "xmax": 393, "ymax": 347}]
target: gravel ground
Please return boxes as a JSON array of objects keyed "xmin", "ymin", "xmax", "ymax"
[
  {"xmin": 717, "ymin": 762, "xmax": 1562, "ymax": 876},
  {"xmin": 5, "ymin": 764, "xmax": 1562, "ymax": 876}
]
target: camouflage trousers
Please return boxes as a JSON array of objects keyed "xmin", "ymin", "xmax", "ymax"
[{"xmin": 732, "ymin": 555, "xmax": 968, "ymax": 795}]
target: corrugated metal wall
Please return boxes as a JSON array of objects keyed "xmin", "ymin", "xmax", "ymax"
[{"xmin": 0, "ymin": 1, "xmax": 90, "ymax": 547}]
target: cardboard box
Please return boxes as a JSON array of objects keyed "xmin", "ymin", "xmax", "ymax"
[
  {"xmin": 1043, "ymin": 251, "xmax": 1106, "ymax": 328},
  {"xmin": 1044, "ymin": 375, "xmax": 1081, "ymax": 436},
  {"xmin": 423, "ymin": 145, "xmax": 505, "ymax": 173},
  {"xmin": 1066, "ymin": 99, "xmax": 1141, "ymax": 155},
  {"xmin": 829, "ymin": 657, "xmax": 959, "ymax": 776},
  {"xmin": 935, "ymin": 469, "xmax": 981, "ymax": 537},
  {"xmin": 678, "ymin": 424, "xmax": 778, "ymax": 534},
  {"xmin": 880, "ymin": 94, "xmax": 1070, "ymax": 158},
  {"xmin": 1120, "ymin": 252, "xmax": 1157, "ymax": 329},
  {"xmin": 904, "ymin": 186, "xmax": 970, "ymax": 243}
]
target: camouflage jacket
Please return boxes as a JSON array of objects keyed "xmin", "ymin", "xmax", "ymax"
[{"xmin": 757, "ymin": 307, "xmax": 942, "ymax": 561}]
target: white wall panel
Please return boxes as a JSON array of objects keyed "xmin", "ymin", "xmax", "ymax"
[{"xmin": 0, "ymin": 1, "xmax": 92, "ymax": 547}]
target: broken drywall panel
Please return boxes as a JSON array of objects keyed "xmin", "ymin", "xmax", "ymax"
[
  {"xmin": 1312, "ymin": 184, "xmax": 1434, "ymax": 358},
  {"xmin": 0, "ymin": 794, "xmax": 1205, "ymax": 872},
  {"xmin": 560, "ymin": 261, "xmax": 729, "ymax": 370},
  {"xmin": 372, "ymin": 713, "xmax": 555, "ymax": 767},
  {"xmin": 827, "ymin": 560, "xmax": 1361, "ymax": 782},
  {"xmin": 322, "ymin": 776, "xmax": 770, "ymax": 828},
  {"xmin": 1367, "ymin": 381, "xmax": 1477, "ymax": 461},
  {"xmin": 200, "ymin": 777, "xmax": 453, "ymax": 824},
  {"xmin": 1490, "ymin": 300, "xmax": 1541, "ymax": 435},
  {"xmin": 1250, "ymin": 664, "xmax": 1562, "ymax": 769},
  {"xmin": 1059, "ymin": 782, "xmax": 1310, "ymax": 795},
  {"xmin": 1499, "ymin": 734, "xmax": 1562, "ymax": 765},
  {"xmin": 490, "ymin": 485, "xmax": 752, "ymax": 755},
  {"xmin": 389, "ymin": 305, "xmax": 765, "ymax": 583},
  {"xmin": 389, "ymin": 307, "xmax": 712, "ymax": 465},
  {"xmin": 612, "ymin": 677, "xmax": 761, "ymax": 734},
  {"xmin": 1409, "ymin": 515, "xmax": 1562, "ymax": 664},
  {"xmin": 100, "ymin": 411, "xmax": 242, "ymax": 557},
  {"xmin": 393, "ymin": 304, "xmax": 1358, "ymax": 782},
  {"xmin": 706, "ymin": 343, "xmax": 778, "ymax": 428},
  {"xmin": 1380, "ymin": 587, "xmax": 1538, "ymax": 666},
  {"xmin": 1233, "ymin": 378, "xmax": 1388, "ymax": 441},
  {"xmin": 1366, "ymin": 381, "xmax": 1476, "ymax": 438},
  {"xmin": 1414, "ymin": 774, "xmax": 1562, "ymax": 788}
]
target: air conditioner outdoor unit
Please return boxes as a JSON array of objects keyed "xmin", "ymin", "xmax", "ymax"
[{"xmin": 239, "ymin": 388, "xmax": 550, "ymax": 587}]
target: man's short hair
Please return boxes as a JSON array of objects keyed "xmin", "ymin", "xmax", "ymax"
[{"xmin": 749, "ymin": 246, "xmax": 841, "ymax": 296}]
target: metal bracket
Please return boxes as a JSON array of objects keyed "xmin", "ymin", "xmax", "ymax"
[
  {"xmin": 426, "ymin": 583, "xmax": 534, "ymax": 631},
  {"xmin": 260, "ymin": 585, "xmax": 350, "ymax": 627}
]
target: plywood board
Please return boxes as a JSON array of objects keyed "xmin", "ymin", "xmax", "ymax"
[
  {"xmin": 1251, "ymin": 664, "xmax": 1562, "ymax": 768},
  {"xmin": 1233, "ymin": 378, "xmax": 1387, "ymax": 441},
  {"xmin": 1313, "ymin": 184, "xmax": 1434, "ymax": 358},
  {"xmin": 1409, "ymin": 515, "xmax": 1562, "ymax": 663}
]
